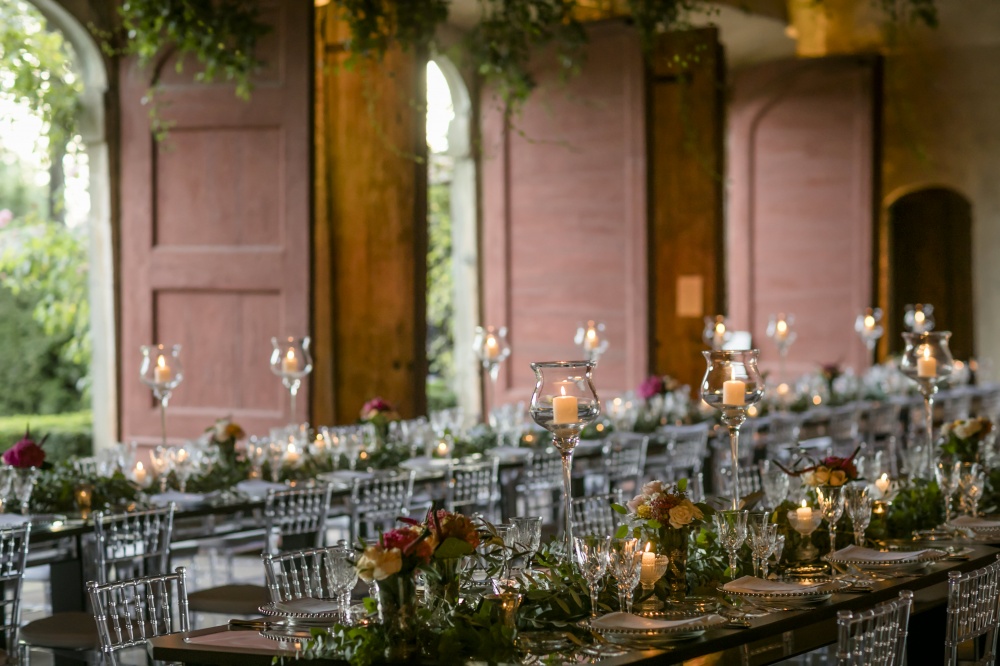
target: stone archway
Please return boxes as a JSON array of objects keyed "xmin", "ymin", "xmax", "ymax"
[{"xmin": 28, "ymin": 0, "xmax": 116, "ymax": 450}]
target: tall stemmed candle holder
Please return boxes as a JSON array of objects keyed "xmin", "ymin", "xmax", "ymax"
[
  {"xmin": 904, "ymin": 303, "xmax": 934, "ymax": 333},
  {"xmin": 899, "ymin": 331, "xmax": 954, "ymax": 478},
  {"xmin": 701, "ymin": 350, "xmax": 764, "ymax": 510},
  {"xmin": 270, "ymin": 336, "xmax": 313, "ymax": 424},
  {"xmin": 766, "ymin": 313, "xmax": 796, "ymax": 381},
  {"xmin": 703, "ymin": 315, "xmax": 731, "ymax": 351},
  {"xmin": 140, "ymin": 344, "xmax": 184, "ymax": 449},
  {"xmin": 855, "ymin": 307, "xmax": 884, "ymax": 367},
  {"xmin": 529, "ymin": 361, "xmax": 600, "ymax": 558},
  {"xmin": 474, "ymin": 326, "xmax": 511, "ymax": 427},
  {"xmin": 574, "ymin": 321, "xmax": 609, "ymax": 365}
]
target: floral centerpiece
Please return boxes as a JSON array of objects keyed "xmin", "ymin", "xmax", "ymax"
[
  {"xmin": 360, "ymin": 396, "xmax": 401, "ymax": 443},
  {"xmin": 613, "ymin": 479, "xmax": 711, "ymax": 600},
  {"xmin": 637, "ymin": 374, "xmax": 680, "ymax": 400},
  {"xmin": 204, "ymin": 416, "xmax": 246, "ymax": 465},
  {"xmin": 779, "ymin": 447, "xmax": 860, "ymax": 488},
  {"xmin": 419, "ymin": 510, "xmax": 480, "ymax": 608},
  {"xmin": 939, "ymin": 417, "xmax": 992, "ymax": 464},
  {"xmin": 3, "ymin": 428, "xmax": 47, "ymax": 469}
]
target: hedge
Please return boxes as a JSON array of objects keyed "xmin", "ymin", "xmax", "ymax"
[{"xmin": 0, "ymin": 410, "xmax": 92, "ymax": 462}]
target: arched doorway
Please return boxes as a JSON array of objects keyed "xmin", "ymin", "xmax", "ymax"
[
  {"xmin": 886, "ymin": 187, "xmax": 974, "ymax": 359},
  {"xmin": 426, "ymin": 56, "xmax": 480, "ymax": 417},
  {"xmin": 12, "ymin": 0, "xmax": 115, "ymax": 449}
]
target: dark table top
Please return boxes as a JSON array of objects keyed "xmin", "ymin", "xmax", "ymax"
[{"xmin": 149, "ymin": 543, "xmax": 999, "ymax": 666}]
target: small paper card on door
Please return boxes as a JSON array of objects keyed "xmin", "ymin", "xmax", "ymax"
[{"xmin": 676, "ymin": 275, "xmax": 703, "ymax": 318}]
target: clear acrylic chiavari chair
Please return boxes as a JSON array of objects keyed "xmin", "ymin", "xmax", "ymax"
[
  {"xmin": 88, "ymin": 567, "xmax": 190, "ymax": 666},
  {"xmin": 945, "ymin": 554, "xmax": 1000, "ymax": 666},
  {"xmin": 445, "ymin": 458, "xmax": 500, "ymax": 521},
  {"xmin": 0, "ymin": 523, "xmax": 30, "ymax": 656},
  {"xmin": 570, "ymin": 490, "xmax": 623, "ymax": 537},
  {"xmin": 263, "ymin": 544, "xmax": 356, "ymax": 605},
  {"xmin": 600, "ymin": 433, "xmax": 648, "ymax": 495},
  {"xmin": 836, "ymin": 590, "xmax": 913, "ymax": 666},
  {"xmin": 516, "ymin": 449, "xmax": 564, "ymax": 528},
  {"xmin": 350, "ymin": 471, "xmax": 416, "ymax": 542}
]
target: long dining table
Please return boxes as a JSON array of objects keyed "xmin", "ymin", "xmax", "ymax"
[{"xmin": 148, "ymin": 542, "xmax": 998, "ymax": 665}]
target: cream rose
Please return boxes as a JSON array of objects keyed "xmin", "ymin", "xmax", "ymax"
[
  {"xmin": 356, "ymin": 546, "xmax": 402, "ymax": 582},
  {"xmin": 668, "ymin": 504, "xmax": 695, "ymax": 528},
  {"xmin": 683, "ymin": 499, "xmax": 704, "ymax": 520},
  {"xmin": 642, "ymin": 480, "xmax": 664, "ymax": 496}
]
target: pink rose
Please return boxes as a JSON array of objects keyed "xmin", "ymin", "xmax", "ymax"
[
  {"xmin": 638, "ymin": 376, "xmax": 666, "ymax": 400},
  {"xmin": 3, "ymin": 429, "xmax": 46, "ymax": 468}
]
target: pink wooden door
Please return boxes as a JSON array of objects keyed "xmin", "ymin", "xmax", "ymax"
[
  {"xmin": 481, "ymin": 22, "xmax": 648, "ymax": 403},
  {"xmin": 727, "ymin": 56, "xmax": 878, "ymax": 379},
  {"xmin": 119, "ymin": 1, "xmax": 311, "ymax": 445}
]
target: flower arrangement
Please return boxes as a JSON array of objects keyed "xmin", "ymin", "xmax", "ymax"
[
  {"xmin": 637, "ymin": 375, "xmax": 680, "ymax": 400},
  {"xmin": 617, "ymin": 479, "xmax": 707, "ymax": 533},
  {"xmin": 780, "ymin": 447, "xmax": 860, "ymax": 487},
  {"xmin": 940, "ymin": 417, "xmax": 992, "ymax": 463},
  {"xmin": 360, "ymin": 397, "xmax": 401, "ymax": 443},
  {"xmin": 204, "ymin": 416, "xmax": 246, "ymax": 464},
  {"xmin": 2, "ymin": 428, "xmax": 47, "ymax": 469}
]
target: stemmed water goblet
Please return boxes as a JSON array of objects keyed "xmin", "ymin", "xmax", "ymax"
[
  {"xmin": 528, "ymin": 361, "xmax": 600, "ymax": 559},
  {"xmin": 816, "ymin": 486, "xmax": 845, "ymax": 555},
  {"xmin": 935, "ymin": 460, "xmax": 960, "ymax": 526},
  {"xmin": 714, "ymin": 510, "xmax": 749, "ymax": 580},
  {"xmin": 748, "ymin": 514, "xmax": 777, "ymax": 578},
  {"xmin": 325, "ymin": 544, "xmax": 359, "ymax": 622},
  {"xmin": 474, "ymin": 326, "xmax": 511, "ymax": 427},
  {"xmin": 148, "ymin": 446, "xmax": 171, "ymax": 492},
  {"xmin": 509, "ymin": 516, "xmax": 542, "ymax": 573},
  {"xmin": 701, "ymin": 350, "xmax": 764, "ymax": 510},
  {"xmin": 573, "ymin": 535, "xmax": 610, "ymax": 618},
  {"xmin": 609, "ymin": 538, "xmax": 643, "ymax": 614},
  {"xmin": 140, "ymin": 344, "xmax": 184, "ymax": 449},
  {"xmin": 768, "ymin": 532, "xmax": 786, "ymax": 575},
  {"xmin": 270, "ymin": 336, "xmax": 313, "ymax": 424},
  {"xmin": 759, "ymin": 460, "xmax": 790, "ymax": 510},
  {"xmin": 957, "ymin": 462, "xmax": 986, "ymax": 518},
  {"xmin": 844, "ymin": 486, "xmax": 873, "ymax": 546},
  {"xmin": 899, "ymin": 331, "xmax": 954, "ymax": 478},
  {"xmin": 168, "ymin": 447, "xmax": 195, "ymax": 493}
]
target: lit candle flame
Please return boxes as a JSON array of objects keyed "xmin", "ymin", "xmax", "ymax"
[
  {"xmin": 864, "ymin": 315, "xmax": 875, "ymax": 329},
  {"xmin": 157, "ymin": 355, "xmax": 167, "ymax": 369},
  {"xmin": 286, "ymin": 348, "xmax": 296, "ymax": 362}
]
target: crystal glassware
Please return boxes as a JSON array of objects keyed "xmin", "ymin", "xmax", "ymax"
[
  {"xmin": 610, "ymin": 538, "xmax": 643, "ymax": 614},
  {"xmin": 786, "ymin": 502, "xmax": 823, "ymax": 562},
  {"xmin": 749, "ymin": 522, "xmax": 779, "ymax": 579},
  {"xmin": 844, "ymin": 486, "xmax": 873, "ymax": 546},
  {"xmin": 903, "ymin": 303, "xmax": 934, "ymax": 333},
  {"xmin": 573, "ymin": 535, "xmax": 611, "ymax": 618},
  {"xmin": 703, "ymin": 315, "xmax": 731, "ymax": 351},
  {"xmin": 816, "ymin": 486, "xmax": 846, "ymax": 555},
  {"xmin": 701, "ymin": 350, "xmax": 765, "ymax": 510},
  {"xmin": 510, "ymin": 516, "xmax": 542, "ymax": 572},
  {"xmin": 574, "ymin": 320, "xmax": 609, "ymax": 365},
  {"xmin": 139, "ymin": 344, "xmax": 184, "ymax": 448},
  {"xmin": 855, "ymin": 307, "xmax": 884, "ymax": 369},
  {"xmin": 168, "ymin": 447, "xmax": 195, "ymax": 493},
  {"xmin": 956, "ymin": 462, "xmax": 986, "ymax": 518},
  {"xmin": 899, "ymin": 331, "xmax": 954, "ymax": 479},
  {"xmin": 637, "ymin": 547, "xmax": 669, "ymax": 612},
  {"xmin": 935, "ymin": 460, "xmax": 959, "ymax": 525},
  {"xmin": 766, "ymin": 313, "xmax": 796, "ymax": 382},
  {"xmin": 270, "ymin": 336, "xmax": 313, "ymax": 424},
  {"xmin": 474, "ymin": 326, "xmax": 511, "ymax": 427},
  {"xmin": 11, "ymin": 468, "xmax": 37, "ymax": 515},
  {"xmin": 714, "ymin": 510, "xmax": 749, "ymax": 580},
  {"xmin": 529, "ymin": 360, "xmax": 600, "ymax": 558},
  {"xmin": 759, "ymin": 460, "xmax": 790, "ymax": 510},
  {"xmin": 325, "ymin": 544, "xmax": 359, "ymax": 620},
  {"xmin": 148, "ymin": 445, "xmax": 171, "ymax": 492}
]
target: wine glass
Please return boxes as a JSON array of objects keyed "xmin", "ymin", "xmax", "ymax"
[
  {"xmin": 510, "ymin": 516, "xmax": 542, "ymax": 572},
  {"xmin": 139, "ymin": 344, "xmax": 184, "ymax": 448},
  {"xmin": 11, "ymin": 468, "xmax": 36, "ymax": 514},
  {"xmin": 749, "ymin": 522, "xmax": 779, "ymax": 579},
  {"xmin": 844, "ymin": 485, "xmax": 873, "ymax": 546},
  {"xmin": 474, "ymin": 326, "xmax": 511, "ymax": 427},
  {"xmin": 148, "ymin": 445, "xmax": 171, "ymax": 492},
  {"xmin": 816, "ymin": 486, "xmax": 846, "ymax": 555},
  {"xmin": 899, "ymin": 331, "xmax": 954, "ymax": 478},
  {"xmin": 714, "ymin": 510, "xmax": 749, "ymax": 580},
  {"xmin": 957, "ymin": 462, "xmax": 986, "ymax": 518},
  {"xmin": 935, "ymin": 460, "xmax": 960, "ymax": 525},
  {"xmin": 168, "ymin": 447, "xmax": 195, "ymax": 493},
  {"xmin": 529, "ymin": 361, "xmax": 600, "ymax": 558},
  {"xmin": 270, "ymin": 336, "xmax": 313, "ymax": 424},
  {"xmin": 609, "ymin": 538, "xmax": 643, "ymax": 614},
  {"xmin": 573, "ymin": 535, "xmax": 610, "ymax": 618},
  {"xmin": 574, "ymin": 320, "xmax": 609, "ymax": 365},
  {"xmin": 759, "ymin": 460, "xmax": 790, "ymax": 510},
  {"xmin": 701, "ymin": 350, "xmax": 765, "ymax": 510}
]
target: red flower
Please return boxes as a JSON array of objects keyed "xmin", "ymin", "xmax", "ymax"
[
  {"xmin": 638, "ymin": 376, "xmax": 666, "ymax": 400},
  {"xmin": 2, "ymin": 428, "xmax": 46, "ymax": 469}
]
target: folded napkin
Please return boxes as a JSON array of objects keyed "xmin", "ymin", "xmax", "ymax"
[
  {"xmin": 235, "ymin": 480, "xmax": 286, "ymax": 497},
  {"xmin": 831, "ymin": 545, "xmax": 930, "ymax": 562},
  {"xmin": 488, "ymin": 447, "xmax": 531, "ymax": 458},
  {"xmin": 951, "ymin": 516, "xmax": 1000, "ymax": 529},
  {"xmin": 0, "ymin": 515, "xmax": 31, "ymax": 527},
  {"xmin": 320, "ymin": 470, "xmax": 373, "ymax": 481},
  {"xmin": 148, "ymin": 491, "xmax": 206, "ymax": 507},
  {"xmin": 273, "ymin": 597, "xmax": 341, "ymax": 614},
  {"xmin": 722, "ymin": 576, "xmax": 826, "ymax": 594},
  {"xmin": 591, "ymin": 612, "xmax": 722, "ymax": 630}
]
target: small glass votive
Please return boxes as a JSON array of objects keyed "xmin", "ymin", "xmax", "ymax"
[
  {"xmin": 637, "ymin": 549, "xmax": 669, "ymax": 612},
  {"xmin": 74, "ymin": 483, "xmax": 94, "ymax": 517}
]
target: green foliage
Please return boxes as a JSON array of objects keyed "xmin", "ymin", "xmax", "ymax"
[
  {"xmin": 29, "ymin": 459, "xmax": 139, "ymax": 513},
  {"xmin": 330, "ymin": 0, "xmax": 450, "ymax": 60},
  {"xmin": 0, "ymin": 156, "xmax": 47, "ymax": 220},
  {"xmin": 426, "ymin": 180, "xmax": 454, "ymax": 387},
  {"xmin": 0, "ymin": 217, "xmax": 91, "ymax": 397},
  {"xmin": 883, "ymin": 479, "xmax": 944, "ymax": 539},
  {"xmin": 0, "ymin": 410, "xmax": 91, "ymax": 460}
]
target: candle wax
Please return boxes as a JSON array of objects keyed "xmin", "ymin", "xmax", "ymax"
[
  {"xmin": 917, "ymin": 355, "xmax": 937, "ymax": 378},
  {"xmin": 282, "ymin": 350, "xmax": 300, "ymax": 374},
  {"xmin": 722, "ymin": 379, "xmax": 746, "ymax": 405},
  {"xmin": 552, "ymin": 395, "xmax": 578, "ymax": 424}
]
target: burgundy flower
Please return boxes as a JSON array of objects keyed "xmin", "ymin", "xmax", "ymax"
[
  {"xmin": 361, "ymin": 397, "xmax": 394, "ymax": 415},
  {"xmin": 638, "ymin": 375, "xmax": 666, "ymax": 400},
  {"xmin": 3, "ymin": 429, "xmax": 46, "ymax": 469}
]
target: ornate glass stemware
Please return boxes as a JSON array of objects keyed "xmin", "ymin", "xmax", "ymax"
[
  {"xmin": 140, "ymin": 344, "xmax": 184, "ymax": 448},
  {"xmin": 899, "ymin": 331, "xmax": 954, "ymax": 478},
  {"xmin": 529, "ymin": 361, "xmax": 600, "ymax": 558},
  {"xmin": 270, "ymin": 336, "xmax": 313, "ymax": 424},
  {"xmin": 574, "ymin": 320, "xmax": 609, "ymax": 365},
  {"xmin": 701, "ymin": 350, "xmax": 764, "ymax": 510},
  {"xmin": 474, "ymin": 326, "xmax": 511, "ymax": 427},
  {"xmin": 816, "ymin": 485, "xmax": 846, "ymax": 556},
  {"xmin": 854, "ymin": 307, "xmax": 884, "ymax": 368}
]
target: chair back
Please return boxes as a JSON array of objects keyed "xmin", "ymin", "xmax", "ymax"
[
  {"xmin": 263, "ymin": 544, "xmax": 354, "ymax": 602},
  {"xmin": 265, "ymin": 485, "xmax": 334, "ymax": 553},
  {"xmin": 0, "ymin": 523, "xmax": 29, "ymax": 655},
  {"xmin": 866, "ymin": 400, "xmax": 903, "ymax": 441},
  {"xmin": 828, "ymin": 404, "xmax": 861, "ymax": 442},
  {"xmin": 570, "ymin": 490, "xmax": 623, "ymax": 537},
  {"xmin": 945, "ymin": 555, "xmax": 1000, "ymax": 666},
  {"xmin": 350, "ymin": 471, "xmax": 416, "ymax": 541},
  {"xmin": 445, "ymin": 458, "xmax": 500, "ymax": 520},
  {"xmin": 767, "ymin": 413, "xmax": 802, "ymax": 447},
  {"xmin": 979, "ymin": 388, "xmax": 1000, "ymax": 423},
  {"xmin": 941, "ymin": 390, "xmax": 973, "ymax": 423},
  {"xmin": 88, "ymin": 567, "xmax": 189, "ymax": 666},
  {"xmin": 602, "ymin": 433, "xmax": 648, "ymax": 494},
  {"xmin": 523, "ymin": 449, "xmax": 563, "ymax": 489},
  {"xmin": 94, "ymin": 505, "xmax": 175, "ymax": 585},
  {"xmin": 836, "ymin": 590, "xmax": 913, "ymax": 666},
  {"xmin": 661, "ymin": 422, "xmax": 710, "ymax": 500},
  {"xmin": 72, "ymin": 457, "xmax": 101, "ymax": 477}
]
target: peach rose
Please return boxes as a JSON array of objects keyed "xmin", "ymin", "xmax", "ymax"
[{"xmin": 356, "ymin": 546, "xmax": 402, "ymax": 582}]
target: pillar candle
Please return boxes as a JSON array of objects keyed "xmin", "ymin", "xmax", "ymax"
[
  {"xmin": 485, "ymin": 335, "xmax": 500, "ymax": 360},
  {"xmin": 552, "ymin": 394, "xmax": 578, "ymax": 424},
  {"xmin": 796, "ymin": 504, "xmax": 813, "ymax": 520},
  {"xmin": 640, "ymin": 549, "xmax": 656, "ymax": 582},
  {"xmin": 282, "ymin": 349, "xmax": 299, "ymax": 374},
  {"xmin": 875, "ymin": 473, "xmax": 890, "ymax": 496},
  {"xmin": 917, "ymin": 351, "xmax": 937, "ymax": 378},
  {"xmin": 722, "ymin": 367, "xmax": 746, "ymax": 406},
  {"xmin": 154, "ymin": 356, "xmax": 171, "ymax": 384}
]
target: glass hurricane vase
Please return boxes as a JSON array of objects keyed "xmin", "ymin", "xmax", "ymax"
[
  {"xmin": 474, "ymin": 325, "xmax": 511, "ymax": 427},
  {"xmin": 701, "ymin": 350, "xmax": 764, "ymax": 510},
  {"xmin": 529, "ymin": 361, "xmax": 600, "ymax": 559},
  {"xmin": 270, "ymin": 336, "xmax": 313, "ymax": 424},
  {"xmin": 899, "ymin": 331, "xmax": 954, "ymax": 478},
  {"xmin": 139, "ymin": 344, "xmax": 184, "ymax": 448}
]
